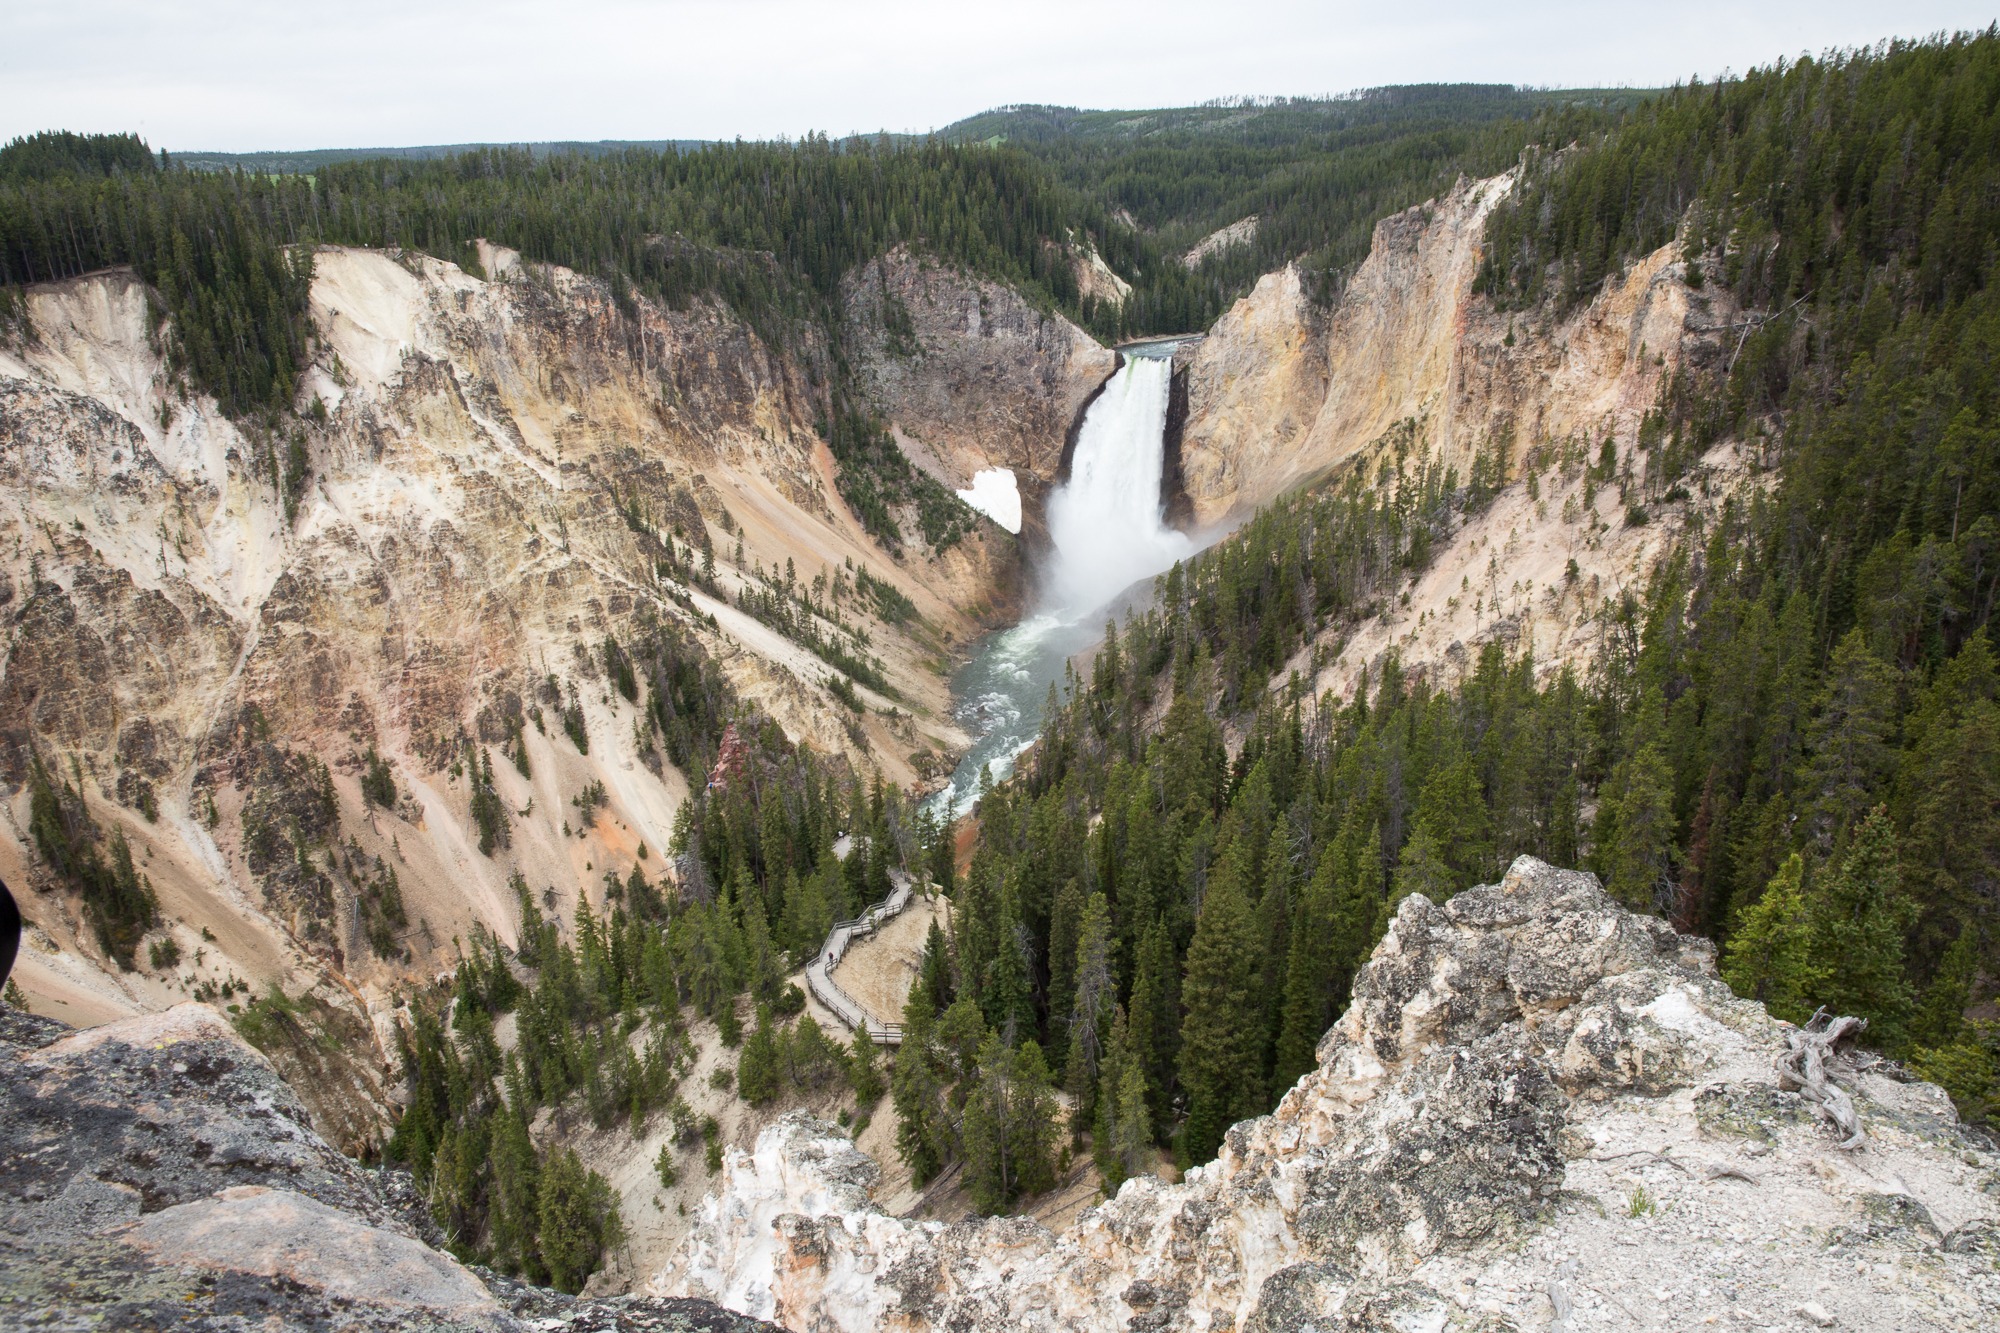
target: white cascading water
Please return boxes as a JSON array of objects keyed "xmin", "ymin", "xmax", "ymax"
[
  {"xmin": 929, "ymin": 350, "xmax": 1194, "ymax": 816},
  {"xmin": 1043, "ymin": 354, "xmax": 1192, "ymax": 615}
]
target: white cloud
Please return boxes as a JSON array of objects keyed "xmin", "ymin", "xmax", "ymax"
[{"xmin": 1, "ymin": 1, "xmax": 1993, "ymax": 150}]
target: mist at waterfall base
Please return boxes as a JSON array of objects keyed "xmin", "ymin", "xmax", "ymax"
[{"xmin": 928, "ymin": 352, "xmax": 1194, "ymax": 819}]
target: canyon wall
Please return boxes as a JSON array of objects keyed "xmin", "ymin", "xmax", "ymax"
[
  {"xmin": 0, "ymin": 246, "xmax": 1008, "ymax": 1058},
  {"xmin": 1179, "ymin": 171, "xmax": 1711, "ymax": 523},
  {"xmin": 842, "ymin": 246, "xmax": 1117, "ymax": 534},
  {"xmin": 1181, "ymin": 173, "xmax": 1751, "ymax": 697}
]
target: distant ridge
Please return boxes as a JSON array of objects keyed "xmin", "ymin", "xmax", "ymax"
[
  {"xmin": 168, "ymin": 85, "xmax": 1652, "ymax": 174},
  {"xmin": 171, "ymin": 139, "xmax": 708, "ymax": 173},
  {"xmin": 934, "ymin": 84, "xmax": 1650, "ymax": 146}
]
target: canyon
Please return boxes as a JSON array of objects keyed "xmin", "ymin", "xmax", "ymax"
[{"xmin": 0, "ymin": 163, "xmax": 1907, "ymax": 1310}]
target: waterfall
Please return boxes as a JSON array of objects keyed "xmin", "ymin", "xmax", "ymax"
[
  {"xmin": 926, "ymin": 349, "xmax": 1195, "ymax": 819},
  {"xmin": 1043, "ymin": 354, "xmax": 1191, "ymax": 615}
]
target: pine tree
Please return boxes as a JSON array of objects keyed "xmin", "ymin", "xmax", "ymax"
[
  {"xmin": 1412, "ymin": 755, "xmax": 1493, "ymax": 882},
  {"xmin": 1807, "ymin": 807, "xmax": 1914, "ymax": 1046},
  {"xmin": 781, "ymin": 867, "xmax": 830, "ymax": 957},
  {"xmin": 1094, "ymin": 1005, "xmax": 1153, "ymax": 1193},
  {"xmin": 1911, "ymin": 924, "xmax": 1978, "ymax": 1048},
  {"xmin": 1062, "ymin": 891, "xmax": 1115, "ymax": 1126},
  {"xmin": 953, "ymin": 850, "xmax": 998, "ymax": 1012},
  {"xmin": 1906, "ymin": 1024, "xmax": 1999, "ymax": 1125},
  {"xmin": 961, "ymin": 1032, "xmax": 1060, "ymax": 1214},
  {"xmin": 983, "ymin": 881, "xmax": 1036, "ymax": 1042},
  {"xmin": 926, "ymin": 811, "xmax": 958, "ymax": 896},
  {"xmin": 737, "ymin": 1005, "xmax": 781, "ymax": 1105},
  {"xmin": 1254, "ymin": 846, "xmax": 1293, "ymax": 1086},
  {"xmin": 1383, "ymin": 819, "xmax": 1453, "ymax": 933},
  {"xmin": 1899, "ymin": 681, "xmax": 1999, "ymax": 964},
  {"xmin": 847, "ymin": 1023, "xmax": 886, "ymax": 1107},
  {"xmin": 488, "ymin": 1086, "xmax": 540, "ymax": 1277},
  {"xmin": 1339, "ymin": 825, "xmax": 1386, "ymax": 962},
  {"xmin": 1722, "ymin": 854, "xmax": 1826, "ymax": 1023},
  {"xmin": 1128, "ymin": 916, "xmax": 1180, "ymax": 1139},
  {"xmin": 918, "ymin": 917, "xmax": 955, "ymax": 1010},
  {"xmin": 890, "ymin": 991, "xmax": 951, "ymax": 1184},
  {"xmin": 1599, "ymin": 741, "xmax": 1676, "ymax": 913},
  {"xmin": 1273, "ymin": 845, "xmax": 1339, "ymax": 1091},
  {"xmin": 1799, "ymin": 629, "xmax": 1898, "ymax": 851},
  {"xmin": 1177, "ymin": 872, "xmax": 1263, "ymax": 1165},
  {"xmin": 535, "ymin": 1148, "xmax": 620, "ymax": 1294},
  {"xmin": 937, "ymin": 997, "xmax": 990, "ymax": 1091},
  {"xmin": 1045, "ymin": 878, "xmax": 1084, "ymax": 1065}
]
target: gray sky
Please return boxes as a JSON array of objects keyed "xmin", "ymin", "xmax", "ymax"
[{"xmin": 4, "ymin": 1, "xmax": 1997, "ymax": 152}]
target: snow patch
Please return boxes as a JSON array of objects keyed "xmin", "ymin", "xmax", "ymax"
[{"xmin": 956, "ymin": 467, "xmax": 1022, "ymax": 533}]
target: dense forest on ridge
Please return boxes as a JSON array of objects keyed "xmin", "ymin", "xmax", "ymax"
[{"xmin": 945, "ymin": 85, "xmax": 1647, "ymax": 319}]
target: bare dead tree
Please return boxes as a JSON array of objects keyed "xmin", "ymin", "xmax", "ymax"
[{"xmin": 1777, "ymin": 1009, "xmax": 1868, "ymax": 1150}]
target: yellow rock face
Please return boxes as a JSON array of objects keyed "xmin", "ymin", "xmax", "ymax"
[{"xmin": 0, "ymin": 247, "xmax": 1009, "ymax": 1075}]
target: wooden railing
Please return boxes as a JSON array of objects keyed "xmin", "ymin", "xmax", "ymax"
[{"xmin": 805, "ymin": 872, "xmax": 916, "ymax": 1046}]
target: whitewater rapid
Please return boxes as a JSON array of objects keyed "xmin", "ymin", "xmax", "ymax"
[{"xmin": 928, "ymin": 350, "xmax": 1193, "ymax": 817}]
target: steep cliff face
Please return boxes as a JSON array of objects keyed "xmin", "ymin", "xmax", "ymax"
[
  {"xmin": 842, "ymin": 246, "xmax": 1117, "ymax": 532},
  {"xmin": 0, "ymin": 247, "xmax": 1003, "ymax": 1047},
  {"xmin": 1180, "ymin": 172, "xmax": 1750, "ymax": 695},
  {"xmin": 663, "ymin": 859, "xmax": 2000, "ymax": 1331},
  {"xmin": 1181, "ymin": 172, "xmax": 1718, "ymax": 524}
]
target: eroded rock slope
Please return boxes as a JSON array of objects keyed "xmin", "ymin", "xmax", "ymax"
[
  {"xmin": 0, "ymin": 246, "xmax": 1009, "ymax": 1042},
  {"xmin": 662, "ymin": 858, "xmax": 2000, "ymax": 1331},
  {"xmin": 842, "ymin": 245, "xmax": 1118, "ymax": 536},
  {"xmin": 1180, "ymin": 174, "xmax": 1752, "ymax": 697}
]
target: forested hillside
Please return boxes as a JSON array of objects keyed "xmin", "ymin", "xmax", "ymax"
[
  {"xmin": 945, "ymin": 86, "xmax": 1647, "ymax": 329},
  {"xmin": 383, "ymin": 619, "xmax": 940, "ymax": 1287},
  {"xmin": 900, "ymin": 32, "xmax": 2000, "ymax": 1203}
]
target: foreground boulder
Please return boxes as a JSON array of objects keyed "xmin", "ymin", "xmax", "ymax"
[
  {"xmin": 660, "ymin": 857, "xmax": 2000, "ymax": 1331},
  {"xmin": 0, "ymin": 1001, "xmax": 774, "ymax": 1331}
]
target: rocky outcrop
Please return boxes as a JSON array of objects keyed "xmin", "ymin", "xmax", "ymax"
[
  {"xmin": 1183, "ymin": 217, "xmax": 1258, "ymax": 270},
  {"xmin": 661, "ymin": 857, "xmax": 2000, "ymax": 1331},
  {"xmin": 0, "ymin": 999, "xmax": 781, "ymax": 1330},
  {"xmin": 1072, "ymin": 241, "xmax": 1132, "ymax": 309},
  {"xmin": 842, "ymin": 246, "xmax": 1116, "ymax": 528}
]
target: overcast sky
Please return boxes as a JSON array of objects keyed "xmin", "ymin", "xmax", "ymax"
[{"xmin": 5, "ymin": 1, "xmax": 1997, "ymax": 152}]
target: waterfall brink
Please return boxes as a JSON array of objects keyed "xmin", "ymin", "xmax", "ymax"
[{"xmin": 1044, "ymin": 354, "xmax": 1191, "ymax": 615}]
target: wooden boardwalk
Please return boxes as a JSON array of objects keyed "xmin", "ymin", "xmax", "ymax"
[{"xmin": 804, "ymin": 871, "xmax": 915, "ymax": 1045}]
